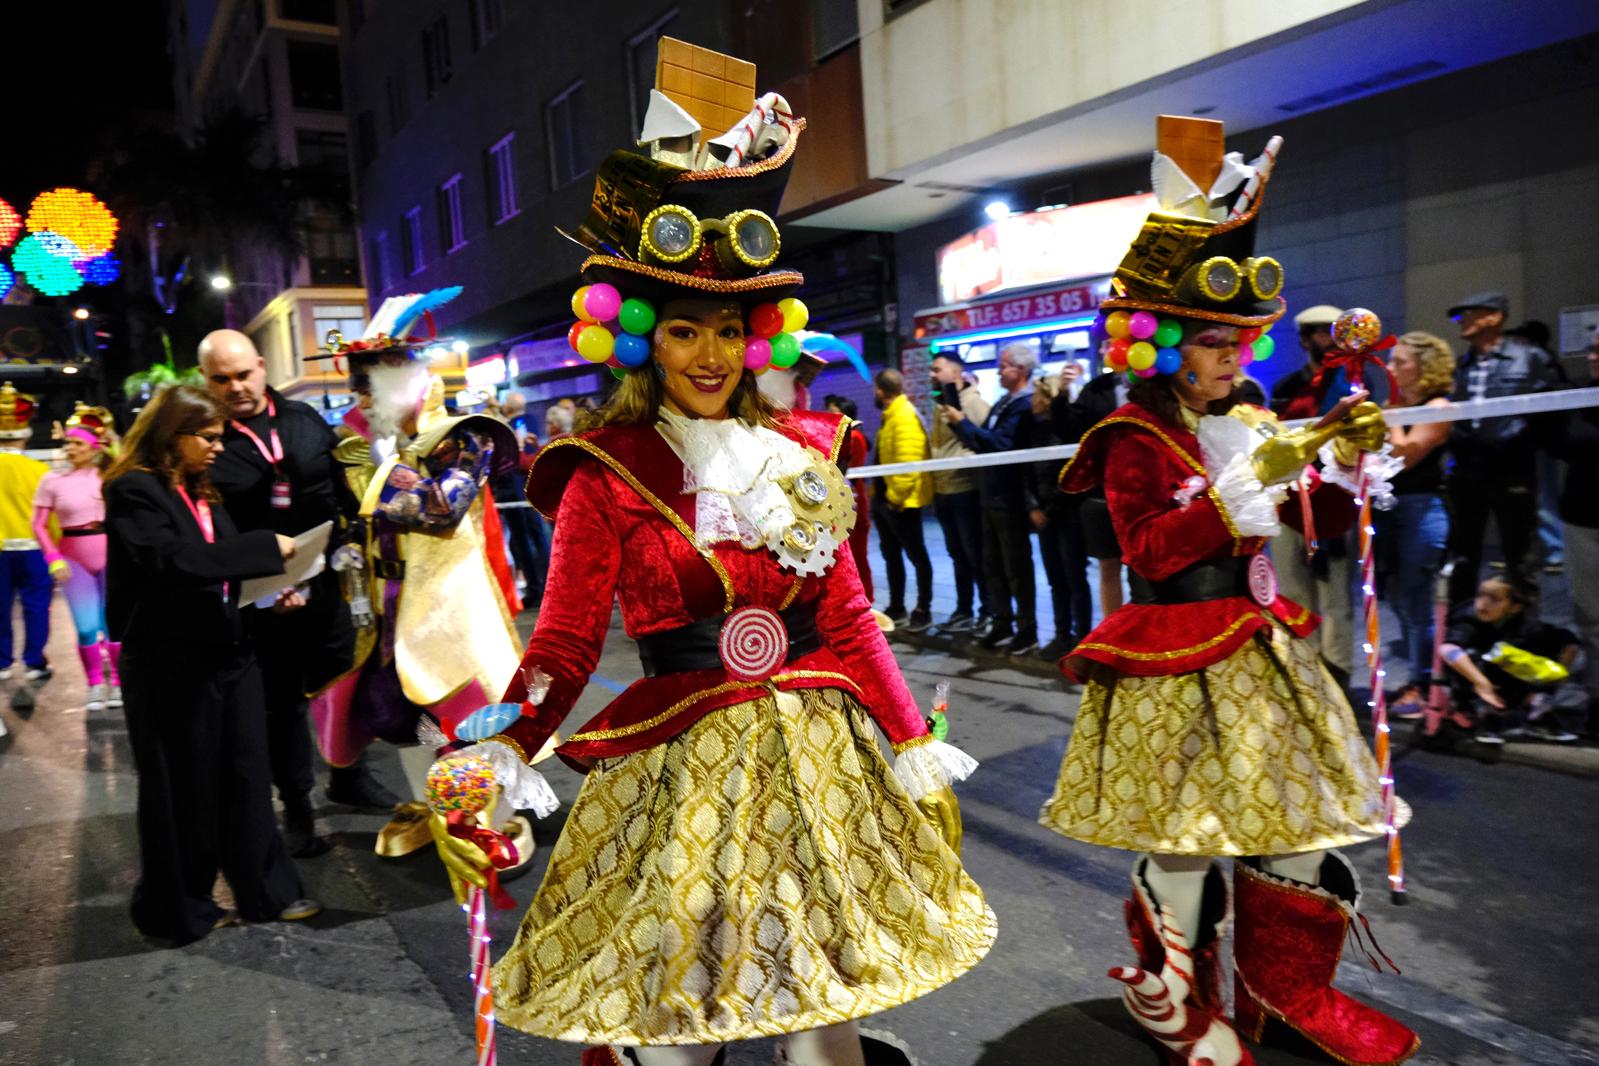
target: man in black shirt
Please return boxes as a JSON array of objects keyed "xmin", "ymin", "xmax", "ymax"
[{"xmin": 201, "ymin": 330, "xmax": 396, "ymax": 855}]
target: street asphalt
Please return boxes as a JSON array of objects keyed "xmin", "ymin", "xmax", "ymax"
[{"xmin": 2, "ymin": 577, "xmax": 1597, "ymax": 1066}]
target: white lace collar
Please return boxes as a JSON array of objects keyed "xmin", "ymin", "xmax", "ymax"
[{"xmin": 655, "ymin": 408, "xmax": 842, "ymax": 576}]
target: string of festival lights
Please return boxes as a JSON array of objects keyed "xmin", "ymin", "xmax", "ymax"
[{"xmin": 0, "ymin": 187, "xmax": 121, "ymax": 300}]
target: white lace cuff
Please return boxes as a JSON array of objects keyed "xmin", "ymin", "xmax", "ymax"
[
  {"xmin": 1318, "ymin": 442, "xmax": 1403, "ymax": 512},
  {"xmin": 1209, "ymin": 453, "xmax": 1284, "ymax": 538},
  {"xmin": 892, "ymin": 739, "xmax": 979, "ymax": 801},
  {"xmin": 457, "ymin": 741, "xmax": 560, "ymax": 819}
]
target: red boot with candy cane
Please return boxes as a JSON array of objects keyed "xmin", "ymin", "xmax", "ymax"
[{"xmin": 1111, "ymin": 858, "xmax": 1254, "ymax": 1066}]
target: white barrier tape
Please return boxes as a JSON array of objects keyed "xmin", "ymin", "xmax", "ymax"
[
  {"xmin": 845, "ymin": 386, "xmax": 1599, "ymax": 479},
  {"xmin": 489, "ymin": 387, "xmax": 1599, "ymax": 504}
]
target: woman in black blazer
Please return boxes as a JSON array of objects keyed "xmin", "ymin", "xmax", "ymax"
[{"xmin": 105, "ymin": 386, "xmax": 317, "ymax": 944}]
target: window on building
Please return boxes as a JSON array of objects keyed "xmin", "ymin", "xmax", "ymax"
[
  {"xmin": 401, "ymin": 206, "xmax": 424, "ymax": 276},
  {"xmin": 626, "ymin": 9, "xmax": 678, "ymax": 137},
  {"xmin": 437, "ymin": 173, "xmax": 467, "ymax": 254},
  {"xmin": 812, "ymin": 0, "xmax": 859, "ymax": 60},
  {"xmin": 281, "ymin": 0, "xmax": 337, "ymax": 24},
  {"xmin": 296, "ymin": 129, "xmax": 348, "ymax": 175},
  {"xmin": 385, "ymin": 70, "xmax": 408, "ymax": 134},
  {"xmin": 311, "ymin": 304, "xmax": 369, "ymax": 363},
  {"xmin": 355, "ymin": 110, "xmax": 377, "ymax": 169},
  {"xmin": 286, "ymin": 40, "xmax": 342, "ymax": 111},
  {"xmin": 422, "ymin": 16, "xmax": 453, "ymax": 98},
  {"xmin": 546, "ymin": 80, "xmax": 589, "ymax": 190},
  {"xmin": 371, "ymin": 230, "xmax": 394, "ymax": 293},
  {"xmin": 485, "ymin": 132, "xmax": 518, "ymax": 223},
  {"xmin": 307, "ymin": 226, "xmax": 360, "ymax": 285},
  {"xmin": 467, "ymin": 0, "xmax": 504, "ymax": 50}
]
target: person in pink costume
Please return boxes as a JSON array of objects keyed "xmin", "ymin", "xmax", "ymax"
[{"xmin": 33, "ymin": 426, "xmax": 119, "ymax": 710}]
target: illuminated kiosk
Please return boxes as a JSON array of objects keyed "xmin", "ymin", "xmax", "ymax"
[{"xmin": 908, "ymin": 193, "xmax": 1156, "ymax": 389}]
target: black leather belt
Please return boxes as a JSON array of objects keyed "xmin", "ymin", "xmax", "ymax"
[
  {"xmin": 61, "ymin": 526, "xmax": 105, "ymax": 537},
  {"xmin": 637, "ymin": 603, "xmax": 820, "ymax": 678},
  {"xmin": 1129, "ymin": 557, "xmax": 1252, "ymax": 605}
]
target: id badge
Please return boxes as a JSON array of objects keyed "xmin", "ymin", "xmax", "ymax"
[{"xmin": 271, "ymin": 480, "xmax": 293, "ymax": 510}]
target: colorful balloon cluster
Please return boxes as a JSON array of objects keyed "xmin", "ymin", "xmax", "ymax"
[
  {"xmin": 0, "ymin": 189, "xmax": 121, "ymax": 300},
  {"xmin": 566, "ymin": 282, "xmax": 809, "ymax": 381},
  {"xmin": 744, "ymin": 297, "xmax": 808, "ymax": 374},
  {"xmin": 1098, "ymin": 309, "xmax": 1275, "ymax": 378}
]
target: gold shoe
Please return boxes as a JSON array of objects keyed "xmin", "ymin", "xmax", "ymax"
[
  {"xmin": 375, "ymin": 801, "xmax": 434, "ymax": 858},
  {"xmin": 495, "ymin": 815, "xmax": 537, "ymax": 881}
]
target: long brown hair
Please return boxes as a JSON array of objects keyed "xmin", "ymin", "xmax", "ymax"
[
  {"xmin": 598, "ymin": 356, "xmax": 782, "ymax": 429},
  {"xmin": 105, "ymin": 385, "xmax": 227, "ymax": 500}
]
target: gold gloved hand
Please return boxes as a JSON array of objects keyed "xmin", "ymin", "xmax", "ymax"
[
  {"xmin": 1328, "ymin": 401, "xmax": 1387, "ymax": 467},
  {"xmin": 915, "ymin": 786, "xmax": 964, "ymax": 855},
  {"xmin": 1250, "ymin": 423, "xmax": 1340, "ymax": 486},
  {"xmin": 426, "ymin": 790, "xmax": 501, "ymax": 906}
]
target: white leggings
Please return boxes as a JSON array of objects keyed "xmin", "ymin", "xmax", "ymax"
[
  {"xmin": 628, "ymin": 1021, "xmax": 865, "ymax": 1066},
  {"xmin": 1145, "ymin": 851, "xmax": 1327, "ymax": 948}
]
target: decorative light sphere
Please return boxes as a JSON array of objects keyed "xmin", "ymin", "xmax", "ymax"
[
  {"xmin": 1332, "ymin": 307, "xmax": 1383, "ymax": 352},
  {"xmin": 0, "ymin": 199, "xmax": 19, "ymax": 248},
  {"xmin": 25, "ymin": 188, "xmax": 118, "ymax": 257},
  {"xmin": 0, "ymin": 264, "xmax": 12, "ymax": 300},
  {"xmin": 80, "ymin": 253, "xmax": 121, "ymax": 286}
]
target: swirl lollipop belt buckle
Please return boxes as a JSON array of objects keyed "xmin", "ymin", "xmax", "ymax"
[
  {"xmin": 719, "ymin": 606, "xmax": 788, "ymax": 682},
  {"xmin": 1248, "ymin": 553, "xmax": 1279, "ymax": 608}
]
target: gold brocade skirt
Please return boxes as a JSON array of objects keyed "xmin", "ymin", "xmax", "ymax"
[
  {"xmin": 492, "ymin": 686, "xmax": 996, "ymax": 1046},
  {"xmin": 1039, "ymin": 623, "xmax": 1389, "ymax": 857}
]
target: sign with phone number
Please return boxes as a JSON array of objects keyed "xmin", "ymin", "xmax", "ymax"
[{"xmin": 913, "ymin": 281, "xmax": 1109, "ymax": 339}]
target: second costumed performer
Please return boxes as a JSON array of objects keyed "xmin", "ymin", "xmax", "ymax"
[
  {"xmin": 435, "ymin": 41, "xmax": 994, "ymax": 1066},
  {"xmin": 1038, "ymin": 117, "xmax": 1418, "ymax": 1066}
]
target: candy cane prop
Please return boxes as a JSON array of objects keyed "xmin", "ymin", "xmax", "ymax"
[
  {"xmin": 1356, "ymin": 460, "xmax": 1407, "ymax": 905},
  {"xmin": 468, "ymin": 886, "xmax": 496, "ymax": 1066}
]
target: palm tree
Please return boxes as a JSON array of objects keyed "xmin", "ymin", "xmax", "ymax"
[{"xmin": 96, "ymin": 106, "xmax": 351, "ymax": 367}]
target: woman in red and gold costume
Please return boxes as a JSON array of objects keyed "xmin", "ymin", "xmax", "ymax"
[
  {"xmin": 1039, "ymin": 117, "xmax": 1419, "ymax": 1066},
  {"xmin": 437, "ymin": 49, "xmax": 993, "ymax": 1066}
]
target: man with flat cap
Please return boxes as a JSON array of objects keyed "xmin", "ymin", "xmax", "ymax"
[{"xmin": 1444, "ymin": 290, "xmax": 1566, "ymax": 608}]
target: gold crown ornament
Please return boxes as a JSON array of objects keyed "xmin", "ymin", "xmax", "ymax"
[{"xmin": 0, "ymin": 382, "xmax": 38, "ymax": 441}]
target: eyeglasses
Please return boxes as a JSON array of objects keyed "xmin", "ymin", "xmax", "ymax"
[
  {"xmin": 182, "ymin": 431, "xmax": 225, "ymax": 445},
  {"xmin": 638, "ymin": 205, "xmax": 781, "ymax": 271}
]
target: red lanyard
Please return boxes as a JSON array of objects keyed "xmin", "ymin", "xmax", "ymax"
[
  {"xmin": 230, "ymin": 396, "xmax": 284, "ymax": 472},
  {"xmin": 175, "ymin": 484, "xmax": 227, "ymax": 599}
]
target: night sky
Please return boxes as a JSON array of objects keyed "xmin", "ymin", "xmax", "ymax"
[{"xmin": 1, "ymin": 5, "xmax": 172, "ymax": 208}]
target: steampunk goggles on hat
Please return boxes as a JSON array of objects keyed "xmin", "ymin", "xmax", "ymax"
[
  {"xmin": 1178, "ymin": 254, "xmax": 1284, "ymax": 306},
  {"xmin": 639, "ymin": 204, "xmax": 781, "ymax": 273}
]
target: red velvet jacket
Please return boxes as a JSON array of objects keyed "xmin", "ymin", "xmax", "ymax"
[
  {"xmin": 493, "ymin": 409, "xmax": 929, "ymax": 771},
  {"xmin": 1057, "ymin": 402, "xmax": 1356, "ymax": 682}
]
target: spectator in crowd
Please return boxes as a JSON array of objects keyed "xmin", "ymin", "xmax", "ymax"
[
  {"xmin": 1444, "ymin": 291, "xmax": 1566, "ymax": 608},
  {"xmin": 545, "ymin": 402, "xmax": 575, "ymax": 441},
  {"xmin": 928, "ymin": 353, "xmax": 990, "ymax": 632},
  {"xmin": 1028, "ymin": 371, "xmax": 1092, "ymax": 657},
  {"xmin": 1507, "ymin": 320, "xmax": 1567, "ymax": 572},
  {"xmin": 493, "ymin": 391, "xmax": 549, "ymax": 605},
  {"xmin": 1440, "ymin": 575, "xmax": 1581, "ymax": 745},
  {"xmin": 1052, "ymin": 345, "xmax": 1131, "ymax": 616},
  {"xmin": 32, "ymin": 413, "xmax": 116, "ymax": 711},
  {"xmin": 944, "ymin": 342, "xmax": 1040, "ymax": 654},
  {"xmin": 1374, "ymin": 331, "xmax": 1456, "ymax": 718},
  {"xmin": 1539, "ymin": 338, "xmax": 1599, "ymax": 735},
  {"xmin": 105, "ymin": 385, "xmax": 318, "ymax": 944},
  {"xmin": 201, "ymin": 330, "xmax": 382, "ymax": 858},
  {"xmin": 824, "ymin": 395, "xmax": 875, "ymax": 603},
  {"xmin": 0, "ymin": 383, "xmax": 52, "ymax": 700},
  {"xmin": 872, "ymin": 369, "xmax": 935, "ymax": 631}
]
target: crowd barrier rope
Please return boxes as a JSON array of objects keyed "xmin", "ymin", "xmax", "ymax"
[{"xmin": 493, "ymin": 386, "xmax": 1599, "ymax": 505}]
